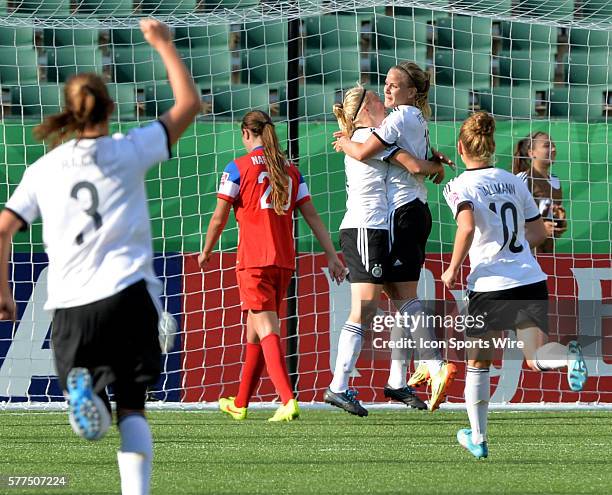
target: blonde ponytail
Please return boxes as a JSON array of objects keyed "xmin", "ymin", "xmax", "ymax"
[{"xmin": 332, "ymin": 86, "xmax": 368, "ymax": 138}]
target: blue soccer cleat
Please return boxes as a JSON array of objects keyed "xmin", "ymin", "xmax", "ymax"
[
  {"xmin": 66, "ymin": 368, "xmax": 109, "ymax": 441},
  {"xmin": 457, "ymin": 428, "xmax": 488, "ymax": 459},
  {"xmin": 567, "ymin": 340, "xmax": 588, "ymax": 392}
]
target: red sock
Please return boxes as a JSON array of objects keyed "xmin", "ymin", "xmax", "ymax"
[
  {"xmin": 234, "ymin": 343, "xmax": 265, "ymax": 408},
  {"xmin": 260, "ymin": 333, "xmax": 294, "ymax": 405}
]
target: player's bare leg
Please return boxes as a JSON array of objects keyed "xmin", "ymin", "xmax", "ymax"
[
  {"xmin": 248, "ymin": 310, "xmax": 299, "ymax": 421},
  {"xmin": 325, "ymin": 283, "xmax": 381, "ymax": 417}
]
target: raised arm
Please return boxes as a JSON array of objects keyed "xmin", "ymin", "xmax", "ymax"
[
  {"xmin": 297, "ymin": 201, "xmax": 346, "ymax": 284},
  {"xmin": 140, "ymin": 19, "xmax": 200, "ymax": 146},
  {"xmin": 198, "ymin": 199, "xmax": 232, "ymax": 270},
  {"xmin": 0, "ymin": 210, "xmax": 25, "ymax": 320},
  {"xmin": 441, "ymin": 205, "xmax": 475, "ymax": 289}
]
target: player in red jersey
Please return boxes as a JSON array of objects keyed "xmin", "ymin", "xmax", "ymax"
[{"xmin": 199, "ymin": 110, "xmax": 345, "ymax": 422}]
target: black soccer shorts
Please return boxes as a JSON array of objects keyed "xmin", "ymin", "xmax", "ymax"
[
  {"xmin": 387, "ymin": 199, "xmax": 433, "ymax": 282},
  {"xmin": 52, "ymin": 280, "xmax": 161, "ymax": 410},
  {"xmin": 466, "ymin": 280, "xmax": 549, "ymax": 336},
  {"xmin": 340, "ymin": 228, "xmax": 389, "ymax": 284}
]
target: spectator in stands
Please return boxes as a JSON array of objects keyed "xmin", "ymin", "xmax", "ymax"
[{"xmin": 513, "ymin": 132, "xmax": 567, "ymax": 253}]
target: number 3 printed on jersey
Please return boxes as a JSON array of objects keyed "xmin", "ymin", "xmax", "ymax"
[
  {"xmin": 71, "ymin": 181, "xmax": 103, "ymax": 245},
  {"xmin": 258, "ymin": 171, "xmax": 292, "ymax": 211}
]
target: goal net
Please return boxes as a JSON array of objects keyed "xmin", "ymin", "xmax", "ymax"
[{"xmin": 0, "ymin": 0, "xmax": 610, "ymax": 408}]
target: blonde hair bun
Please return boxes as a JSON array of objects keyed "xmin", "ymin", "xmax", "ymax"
[{"xmin": 459, "ymin": 111, "xmax": 496, "ymax": 162}]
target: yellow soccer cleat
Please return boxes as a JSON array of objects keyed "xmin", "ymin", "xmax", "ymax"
[
  {"xmin": 408, "ymin": 362, "xmax": 431, "ymax": 387},
  {"xmin": 429, "ymin": 362, "xmax": 457, "ymax": 412},
  {"xmin": 268, "ymin": 399, "xmax": 300, "ymax": 422},
  {"xmin": 219, "ymin": 397, "xmax": 247, "ymax": 420}
]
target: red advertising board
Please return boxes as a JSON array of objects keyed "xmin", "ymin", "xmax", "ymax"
[{"xmin": 183, "ymin": 253, "xmax": 612, "ymax": 404}]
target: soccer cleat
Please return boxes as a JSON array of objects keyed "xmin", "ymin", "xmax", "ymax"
[
  {"xmin": 268, "ymin": 398, "xmax": 300, "ymax": 422},
  {"xmin": 383, "ymin": 385, "xmax": 427, "ymax": 410},
  {"xmin": 66, "ymin": 367, "xmax": 107, "ymax": 441},
  {"xmin": 457, "ymin": 428, "xmax": 488, "ymax": 459},
  {"xmin": 219, "ymin": 397, "xmax": 247, "ymax": 420},
  {"xmin": 407, "ymin": 362, "xmax": 431, "ymax": 387},
  {"xmin": 428, "ymin": 362, "xmax": 457, "ymax": 411},
  {"xmin": 323, "ymin": 388, "xmax": 368, "ymax": 417},
  {"xmin": 567, "ymin": 341, "xmax": 588, "ymax": 392}
]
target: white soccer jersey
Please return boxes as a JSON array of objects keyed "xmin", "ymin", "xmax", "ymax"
[
  {"xmin": 339, "ymin": 127, "xmax": 389, "ymax": 230},
  {"xmin": 374, "ymin": 105, "xmax": 429, "ymax": 210},
  {"xmin": 443, "ymin": 167, "xmax": 547, "ymax": 292},
  {"xmin": 5, "ymin": 121, "xmax": 170, "ymax": 310}
]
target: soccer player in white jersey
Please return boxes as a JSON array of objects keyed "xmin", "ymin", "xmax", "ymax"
[
  {"xmin": 334, "ymin": 62, "xmax": 457, "ymax": 411},
  {"xmin": 0, "ymin": 19, "xmax": 200, "ymax": 494},
  {"xmin": 441, "ymin": 112, "xmax": 588, "ymax": 459},
  {"xmin": 325, "ymin": 85, "xmax": 447, "ymax": 416}
]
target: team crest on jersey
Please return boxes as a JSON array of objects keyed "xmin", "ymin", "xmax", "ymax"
[
  {"xmin": 448, "ymin": 191, "xmax": 460, "ymax": 206},
  {"xmin": 371, "ymin": 264, "xmax": 383, "ymax": 278}
]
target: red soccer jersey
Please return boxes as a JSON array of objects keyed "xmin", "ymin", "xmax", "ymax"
[{"xmin": 217, "ymin": 146, "xmax": 311, "ymax": 270}]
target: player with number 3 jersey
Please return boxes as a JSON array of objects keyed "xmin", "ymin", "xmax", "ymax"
[
  {"xmin": 0, "ymin": 19, "xmax": 201, "ymax": 495},
  {"xmin": 199, "ymin": 110, "xmax": 345, "ymax": 423}
]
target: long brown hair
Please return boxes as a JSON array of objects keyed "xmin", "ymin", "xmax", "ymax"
[
  {"xmin": 512, "ymin": 131, "xmax": 550, "ymax": 174},
  {"xmin": 393, "ymin": 61, "xmax": 432, "ymax": 119},
  {"xmin": 33, "ymin": 73, "xmax": 114, "ymax": 147},
  {"xmin": 242, "ymin": 110, "xmax": 289, "ymax": 215},
  {"xmin": 459, "ymin": 111, "xmax": 496, "ymax": 162},
  {"xmin": 332, "ymin": 85, "xmax": 369, "ymax": 138}
]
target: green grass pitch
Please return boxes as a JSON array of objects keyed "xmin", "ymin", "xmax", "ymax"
[{"xmin": 1, "ymin": 410, "xmax": 610, "ymax": 494}]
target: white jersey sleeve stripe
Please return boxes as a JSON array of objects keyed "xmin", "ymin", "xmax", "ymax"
[
  {"xmin": 296, "ymin": 181, "xmax": 310, "ymax": 204},
  {"xmin": 217, "ymin": 160, "xmax": 240, "ymax": 202},
  {"xmin": 516, "ymin": 171, "xmax": 528, "ymax": 183},
  {"xmin": 218, "ymin": 181, "xmax": 239, "ymax": 201}
]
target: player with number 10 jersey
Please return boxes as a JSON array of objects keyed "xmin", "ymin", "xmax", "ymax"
[{"xmin": 441, "ymin": 111, "xmax": 588, "ymax": 461}]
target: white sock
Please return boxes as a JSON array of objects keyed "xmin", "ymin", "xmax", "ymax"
[
  {"xmin": 330, "ymin": 322, "xmax": 363, "ymax": 393},
  {"xmin": 423, "ymin": 359, "xmax": 443, "ymax": 376},
  {"xmin": 117, "ymin": 414, "xmax": 153, "ymax": 495},
  {"xmin": 399, "ymin": 299, "xmax": 443, "ymax": 376},
  {"xmin": 387, "ymin": 321, "xmax": 409, "ymax": 389},
  {"xmin": 388, "ymin": 359, "xmax": 408, "ymax": 389},
  {"xmin": 535, "ymin": 342, "xmax": 568, "ymax": 371},
  {"xmin": 465, "ymin": 366, "xmax": 490, "ymax": 445}
]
